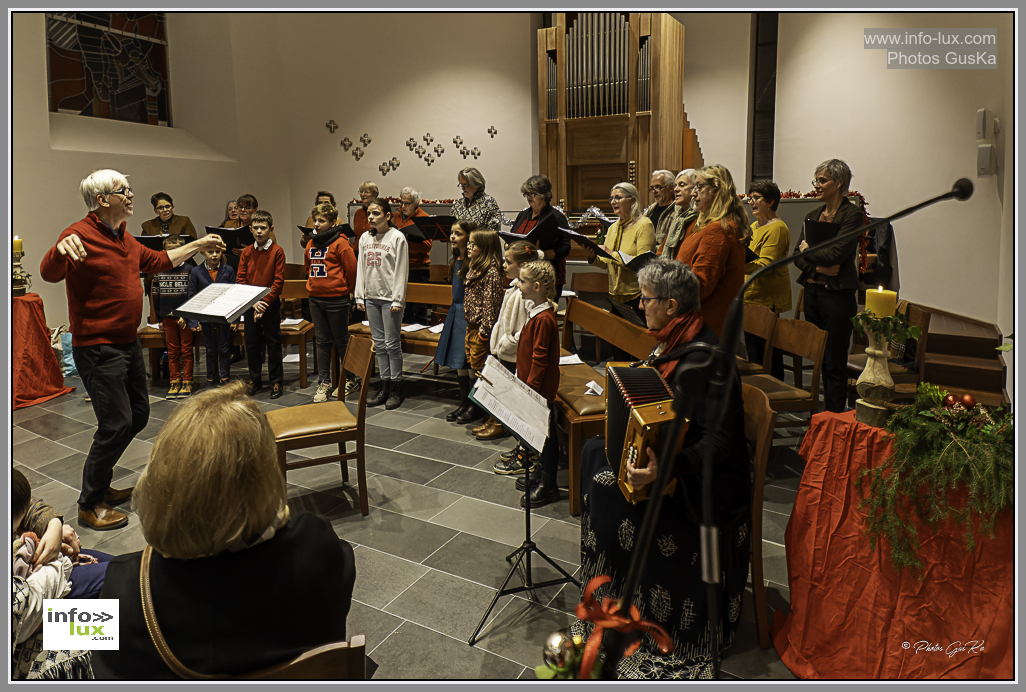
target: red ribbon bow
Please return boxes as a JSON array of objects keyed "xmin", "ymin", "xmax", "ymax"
[{"xmin": 574, "ymin": 575, "xmax": 674, "ymax": 679}]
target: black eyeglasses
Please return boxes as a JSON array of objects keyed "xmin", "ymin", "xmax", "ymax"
[
  {"xmin": 649, "ymin": 184, "xmax": 669, "ymax": 192},
  {"xmin": 638, "ymin": 296, "xmax": 666, "ymax": 307},
  {"xmin": 108, "ymin": 186, "xmax": 133, "ymax": 197},
  {"xmin": 812, "ymin": 177, "xmax": 831, "ymax": 186},
  {"xmin": 457, "ymin": 183, "xmax": 472, "ymax": 189}
]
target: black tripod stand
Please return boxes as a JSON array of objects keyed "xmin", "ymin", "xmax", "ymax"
[{"xmin": 467, "ymin": 470, "xmax": 580, "ymax": 645}]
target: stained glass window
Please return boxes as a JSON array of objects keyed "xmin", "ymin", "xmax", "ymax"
[{"xmin": 45, "ymin": 12, "xmax": 172, "ymax": 126}]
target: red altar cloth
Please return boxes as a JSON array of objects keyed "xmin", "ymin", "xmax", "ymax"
[
  {"xmin": 13, "ymin": 293, "xmax": 74, "ymax": 409},
  {"xmin": 771, "ymin": 411, "xmax": 1013, "ymax": 679}
]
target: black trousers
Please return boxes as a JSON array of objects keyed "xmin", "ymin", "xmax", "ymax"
[
  {"xmin": 72, "ymin": 339, "xmax": 149, "ymax": 509},
  {"xmin": 201, "ymin": 322, "xmax": 232, "ymax": 381},
  {"xmin": 244, "ymin": 299, "xmax": 283, "ymax": 385},
  {"xmin": 802, "ymin": 284, "xmax": 857, "ymax": 413},
  {"xmin": 309, "ymin": 295, "xmax": 351, "ymax": 385}
]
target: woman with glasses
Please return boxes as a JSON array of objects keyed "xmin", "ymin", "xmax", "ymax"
[
  {"xmin": 674, "ymin": 164, "xmax": 748, "ymax": 336},
  {"xmin": 658, "ymin": 169, "xmax": 699, "ymax": 259},
  {"xmin": 744, "ymin": 180, "xmax": 792, "ymax": 380},
  {"xmin": 451, "ymin": 167, "xmax": 503, "ymax": 232},
  {"xmin": 572, "ymin": 258, "xmax": 752, "ymax": 679},
  {"xmin": 141, "ymin": 193, "xmax": 197, "ymax": 239},
  {"xmin": 509, "ymin": 174, "xmax": 571, "ymax": 295},
  {"xmin": 792, "ymin": 159, "xmax": 864, "ymax": 413},
  {"xmin": 584, "ymin": 182, "xmax": 656, "ymax": 319}
]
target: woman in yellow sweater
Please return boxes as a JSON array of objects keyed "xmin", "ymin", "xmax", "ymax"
[
  {"xmin": 744, "ymin": 179, "xmax": 791, "ymax": 380},
  {"xmin": 584, "ymin": 182, "xmax": 655, "ymax": 320}
]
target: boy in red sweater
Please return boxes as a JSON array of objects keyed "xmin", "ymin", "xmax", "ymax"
[
  {"xmin": 236, "ymin": 210, "xmax": 286, "ymax": 399},
  {"xmin": 512, "ymin": 260, "xmax": 562, "ymax": 508},
  {"xmin": 305, "ymin": 202, "xmax": 358, "ymax": 402},
  {"xmin": 39, "ymin": 168, "xmax": 224, "ymax": 531}
]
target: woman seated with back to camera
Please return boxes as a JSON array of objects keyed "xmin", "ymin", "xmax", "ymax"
[
  {"xmin": 93, "ymin": 382, "xmax": 357, "ymax": 680},
  {"xmin": 675, "ymin": 165, "xmax": 748, "ymax": 336},
  {"xmin": 573, "ymin": 258, "xmax": 752, "ymax": 679},
  {"xmin": 744, "ymin": 180, "xmax": 792, "ymax": 381}
]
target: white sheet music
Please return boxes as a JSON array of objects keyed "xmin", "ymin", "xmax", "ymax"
[
  {"xmin": 469, "ymin": 356, "xmax": 549, "ymax": 454},
  {"xmin": 175, "ymin": 283, "xmax": 270, "ymax": 324}
]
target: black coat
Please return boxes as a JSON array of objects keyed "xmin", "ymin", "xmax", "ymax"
[
  {"xmin": 510, "ymin": 205, "xmax": 571, "ymax": 282},
  {"xmin": 793, "ymin": 198, "xmax": 865, "ymax": 291},
  {"xmin": 93, "ymin": 512, "xmax": 356, "ymax": 680}
]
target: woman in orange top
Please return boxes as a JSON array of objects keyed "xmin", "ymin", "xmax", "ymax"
[{"xmin": 674, "ymin": 164, "xmax": 748, "ymax": 336}]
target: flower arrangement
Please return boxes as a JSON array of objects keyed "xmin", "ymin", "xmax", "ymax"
[
  {"xmin": 850, "ymin": 309, "xmax": 921, "ymax": 344},
  {"xmin": 856, "ymin": 383, "xmax": 1014, "ymax": 578}
]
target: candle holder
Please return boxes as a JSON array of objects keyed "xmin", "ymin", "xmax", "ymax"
[
  {"xmin": 850, "ymin": 310, "xmax": 921, "ymax": 427},
  {"xmin": 12, "ymin": 250, "xmax": 31, "ymax": 297}
]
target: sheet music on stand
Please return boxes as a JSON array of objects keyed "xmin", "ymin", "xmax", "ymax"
[
  {"xmin": 175, "ymin": 284, "xmax": 271, "ymax": 324},
  {"xmin": 469, "ymin": 356, "xmax": 550, "ymax": 455}
]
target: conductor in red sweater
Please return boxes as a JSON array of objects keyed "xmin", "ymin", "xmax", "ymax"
[
  {"xmin": 236, "ymin": 209, "xmax": 287, "ymax": 399},
  {"xmin": 40, "ymin": 169, "xmax": 226, "ymax": 531}
]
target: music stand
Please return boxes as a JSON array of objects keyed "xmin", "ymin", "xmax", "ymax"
[{"xmin": 467, "ymin": 474, "xmax": 580, "ymax": 645}]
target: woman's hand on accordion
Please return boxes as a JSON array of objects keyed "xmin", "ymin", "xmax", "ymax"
[{"xmin": 626, "ymin": 447, "xmax": 660, "ymax": 489}]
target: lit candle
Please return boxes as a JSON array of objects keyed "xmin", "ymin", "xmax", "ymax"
[
  {"xmin": 12, "ymin": 236, "xmax": 22, "ymax": 253},
  {"xmin": 865, "ymin": 285, "xmax": 897, "ymax": 318}
]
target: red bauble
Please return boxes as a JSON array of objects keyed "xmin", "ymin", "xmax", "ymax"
[
  {"xmin": 943, "ymin": 394, "xmax": 958, "ymax": 408},
  {"xmin": 961, "ymin": 394, "xmax": 978, "ymax": 408}
]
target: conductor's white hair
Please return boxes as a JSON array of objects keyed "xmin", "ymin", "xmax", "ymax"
[{"xmin": 80, "ymin": 169, "xmax": 129, "ymax": 211}]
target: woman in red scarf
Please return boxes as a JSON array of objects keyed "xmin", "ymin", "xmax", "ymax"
[{"xmin": 571, "ymin": 258, "xmax": 752, "ymax": 679}]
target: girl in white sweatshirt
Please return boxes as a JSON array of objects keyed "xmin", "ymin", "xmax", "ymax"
[{"xmin": 355, "ymin": 198, "xmax": 409, "ymax": 410}]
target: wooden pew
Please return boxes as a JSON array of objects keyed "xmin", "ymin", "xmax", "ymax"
[{"xmin": 556, "ymin": 296, "xmax": 656, "ymax": 516}]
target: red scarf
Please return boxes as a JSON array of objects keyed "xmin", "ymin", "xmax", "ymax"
[{"xmin": 646, "ymin": 311, "xmax": 704, "ymax": 379}]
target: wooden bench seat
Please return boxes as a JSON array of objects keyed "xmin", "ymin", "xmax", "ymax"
[{"xmin": 556, "ymin": 296, "xmax": 655, "ymax": 516}]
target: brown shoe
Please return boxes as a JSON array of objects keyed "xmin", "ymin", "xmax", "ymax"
[
  {"xmin": 475, "ymin": 420, "xmax": 507, "ymax": 440},
  {"xmin": 104, "ymin": 486, "xmax": 134, "ymax": 505},
  {"xmin": 78, "ymin": 503, "xmax": 129, "ymax": 531},
  {"xmin": 472, "ymin": 417, "xmax": 494, "ymax": 435}
]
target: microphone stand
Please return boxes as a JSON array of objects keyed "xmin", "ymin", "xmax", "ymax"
[{"xmin": 597, "ymin": 179, "xmax": 973, "ymax": 679}]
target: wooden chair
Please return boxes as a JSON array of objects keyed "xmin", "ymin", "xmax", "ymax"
[
  {"xmin": 737, "ymin": 303, "xmax": 777, "ymax": 376},
  {"xmin": 560, "ymin": 271, "xmax": 610, "ymax": 362},
  {"xmin": 846, "ymin": 303, "xmax": 932, "ymax": 406},
  {"xmin": 241, "ymin": 636, "xmax": 366, "ymax": 680},
  {"xmin": 790, "ymin": 287, "xmax": 805, "ymax": 386},
  {"xmin": 741, "ymin": 383, "xmax": 777, "ymax": 650},
  {"xmin": 742, "ymin": 318, "xmax": 827, "ymax": 428},
  {"xmin": 264, "ymin": 336, "xmax": 374, "ymax": 516},
  {"xmin": 277, "ymin": 279, "xmax": 316, "ymax": 388}
]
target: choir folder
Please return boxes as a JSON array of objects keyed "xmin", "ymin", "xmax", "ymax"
[{"xmin": 175, "ymin": 284, "xmax": 271, "ymax": 324}]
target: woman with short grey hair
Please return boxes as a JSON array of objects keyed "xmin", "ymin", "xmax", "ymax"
[
  {"xmin": 400, "ymin": 186, "xmax": 422, "ymax": 206},
  {"xmin": 510, "ymin": 174, "xmax": 570, "ymax": 294},
  {"xmin": 637, "ymin": 257, "xmax": 700, "ymax": 316},
  {"xmin": 658, "ymin": 169, "xmax": 699, "ymax": 259},
  {"xmin": 452, "ymin": 167, "xmax": 502, "ymax": 231}
]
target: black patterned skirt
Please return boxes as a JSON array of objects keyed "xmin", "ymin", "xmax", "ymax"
[{"xmin": 570, "ymin": 436, "xmax": 751, "ymax": 680}]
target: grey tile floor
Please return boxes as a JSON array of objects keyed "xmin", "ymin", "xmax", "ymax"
[{"xmin": 14, "ymin": 342, "xmax": 806, "ymax": 680}]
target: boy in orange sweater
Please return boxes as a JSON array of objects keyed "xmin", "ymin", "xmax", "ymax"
[{"xmin": 237, "ymin": 210, "xmax": 286, "ymax": 399}]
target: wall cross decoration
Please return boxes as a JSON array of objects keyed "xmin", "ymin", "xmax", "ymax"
[
  {"xmin": 453, "ymin": 135, "xmax": 463, "ymax": 147},
  {"xmin": 406, "ymin": 138, "xmax": 416, "ymax": 150},
  {"xmin": 326, "ymin": 120, "xmax": 338, "ymax": 133},
  {"xmin": 353, "ymin": 147, "xmax": 364, "ymax": 161},
  {"xmin": 390, "ymin": 157, "xmax": 400, "ymax": 170},
  {"xmin": 340, "ymin": 137, "xmax": 352, "ymax": 151},
  {"xmin": 423, "ymin": 133, "xmax": 433, "ymax": 145},
  {"xmin": 379, "ymin": 162, "xmax": 389, "ymax": 176},
  {"xmin": 460, "ymin": 146, "xmax": 470, "ymax": 159},
  {"xmin": 488, "ymin": 126, "xmax": 497, "ymax": 138},
  {"xmin": 433, "ymin": 144, "xmax": 444, "ymax": 157},
  {"xmin": 471, "ymin": 147, "xmax": 481, "ymax": 159},
  {"xmin": 425, "ymin": 153, "xmax": 435, "ymax": 166},
  {"xmin": 415, "ymin": 145, "xmax": 426, "ymax": 158},
  {"xmin": 360, "ymin": 133, "xmax": 372, "ymax": 147}
]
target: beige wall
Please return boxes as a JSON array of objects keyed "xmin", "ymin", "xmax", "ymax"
[
  {"xmin": 15, "ymin": 12, "xmax": 539, "ymax": 331},
  {"xmin": 671, "ymin": 12, "xmax": 753, "ymax": 184}
]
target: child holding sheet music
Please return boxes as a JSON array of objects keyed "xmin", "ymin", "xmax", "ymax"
[
  {"xmin": 236, "ymin": 210, "xmax": 286, "ymax": 399},
  {"xmin": 355, "ymin": 198, "xmax": 409, "ymax": 411},
  {"xmin": 481, "ymin": 240, "xmax": 536, "ymax": 447},
  {"xmin": 188, "ymin": 245, "xmax": 237, "ymax": 387},
  {"xmin": 457, "ymin": 228, "xmax": 505, "ymax": 426},
  {"xmin": 511, "ymin": 260, "xmax": 562, "ymax": 507},
  {"xmin": 152, "ymin": 235, "xmax": 199, "ymax": 399},
  {"xmin": 306, "ymin": 202, "xmax": 358, "ymax": 403}
]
